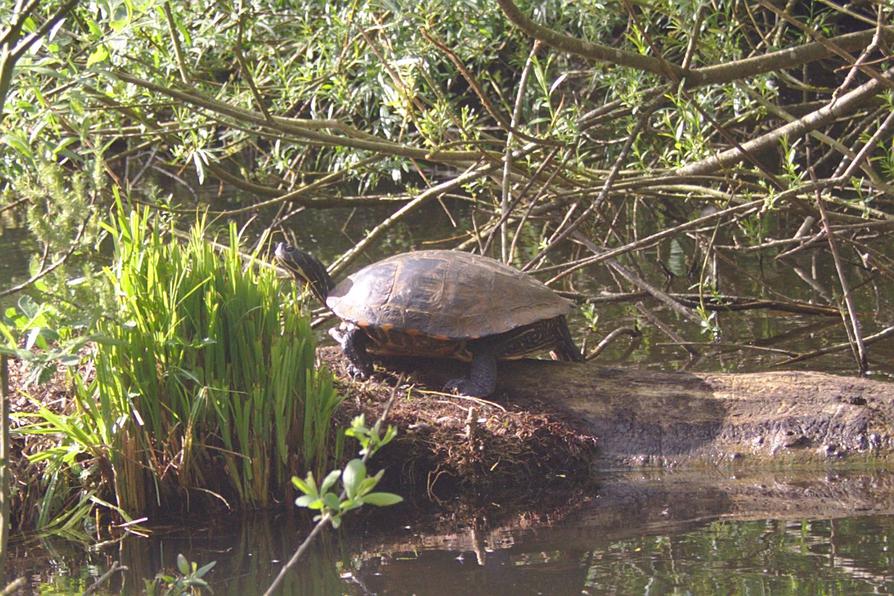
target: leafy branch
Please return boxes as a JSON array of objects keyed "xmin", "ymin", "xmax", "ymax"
[{"xmin": 264, "ymin": 384, "xmax": 404, "ymax": 596}]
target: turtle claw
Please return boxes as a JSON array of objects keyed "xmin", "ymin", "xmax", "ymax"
[{"xmin": 347, "ymin": 362, "xmax": 373, "ymax": 380}]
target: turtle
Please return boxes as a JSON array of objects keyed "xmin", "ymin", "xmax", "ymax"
[{"xmin": 275, "ymin": 242, "xmax": 583, "ymax": 397}]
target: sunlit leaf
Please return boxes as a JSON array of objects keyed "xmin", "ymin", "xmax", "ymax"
[
  {"xmin": 362, "ymin": 492, "xmax": 403, "ymax": 506},
  {"xmin": 86, "ymin": 45, "xmax": 109, "ymax": 67},
  {"xmin": 342, "ymin": 459, "xmax": 366, "ymax": 500}
]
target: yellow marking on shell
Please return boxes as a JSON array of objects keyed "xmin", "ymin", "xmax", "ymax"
[
  {"xmin": 404, "ymin": 328, "xmax": 423, "ymax": 336},
  {"xmin": 432, "ymin": 334, "xmax": 451, "ymax": 341},
  {"xmin": 380, "ymin": 323, "xmax": 395, "ymax": 332}
]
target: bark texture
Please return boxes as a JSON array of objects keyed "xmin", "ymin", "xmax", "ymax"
[{"xmin": 369, "ymin": 352, "xmax": 894, "ymax": 468}]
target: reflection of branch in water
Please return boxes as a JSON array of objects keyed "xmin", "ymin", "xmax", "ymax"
[{"xmin": 777, "ymin": 326, "xmax": 894, "ymax": 367}]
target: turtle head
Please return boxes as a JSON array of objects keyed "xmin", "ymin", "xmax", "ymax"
[{"xmin": 274, "ymin": 242, "xmax": 335, "ymax": 304}]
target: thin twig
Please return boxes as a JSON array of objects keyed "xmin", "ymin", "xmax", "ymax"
[
  {"xmin": 832, "ymin": 4, "xmax": 885, "ymax": 100},
  {"xmin": 235, "ymin": 11, "xmax": 272, "ymax": 121},
  {"xmin": 636, "ymin": 302, "xmax": 700, "ymax": 359},
  {"xmin": 500, "ymin": 40, "xmax": 541, "ymax": 262},
  {"xmin": 506, "ymin": 150, "xmax": 563, "ymax": 261},
  {"xmin": 329, "ymin": 157, "xmax": 512, "ymax": 277},
  {"xmin": 573, "ymin": 232, "xmax": 703, "ymax": 324},
  {"xmin": 162, "ymin": 2, "xmax": 190, "ymax": 84},
  {"xmin": 835, "ymin": 109, "xmax": 894, "ymax": 181},
  {"xmin": 83, "ymin": 562, "xmax": 128, "ymax": 595},
  {"xmin": 522, "ymin": 95, "xmax": 661, "ymax": 271},
  {"xmin": 543, "ymin": 199, "xmax": 763, "ymax": 284},
  {"xmin": 777, "ymin": 326, "xmax": 893, "ymax": 367},
  {"xmin": 810, "ymin": 159, "xmax": 868, "ymax": 373},
  {"xmin": 585, "ymin": 326, "xmax": 641, "ymax": 361}
]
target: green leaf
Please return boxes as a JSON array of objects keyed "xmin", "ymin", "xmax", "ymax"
[
  {"xmin": 292, "ymin": 472, "xmax": 317, "ymax": 496},
  {"xmin": 382, "ymin": 425, "xmax": 398, "ymax": 445},
  {"xmin": 357, "ymin": 470, "xmax": 385, "ymax": 495},
  {"xmin": 322, "ymin": 492, "xmax": 340, "ymax": 511},
  {"xmin": 2, "ymin": 133, "xmax": 33, "ymax": 160},
  {"xmin": 320, "ymin": 469, "xmax": 341, "ymax": 495},
  {"xmin": 25, "ymin": 327, "xmax": 42, "ymax": 350},
  {"xmin": 195, "ymin": 561, "xmax": 217, "ymax": 578},
  {"xmin": 176, "ymin": 553, "xmax": 190, "ymax": 575},
  {"xmin": 362, "ymin": 492, "xmax": 403, "ymax": 506},
  {"xmin": 342, "ymin": 459, "xmax": 366, "ymax": 499},
  {"xmin": 294, "ymin": 495, "xmax": 319, "ymax": 508},
  {"xmin": 86, "ymin": 45, "xmax": 109, "ymax": 67},
  {"xmin": 339, "ymin": 498, "xmax": 362, "ymax": 513}
]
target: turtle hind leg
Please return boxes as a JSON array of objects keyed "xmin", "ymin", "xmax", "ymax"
[
  {"xmin": 444, "ymin": 345, "xmax": 497, "ymax": 398},
  {"xmin": 329, "ymin": 323, "xmax": 374, "ymax": 379},
  {"xmin": 553, "ymin": 316, "xmax": 584, "ymax": 362}
]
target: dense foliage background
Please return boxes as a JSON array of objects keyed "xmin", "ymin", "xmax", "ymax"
[{"xmin": 2, "ymin": 0, "xmax": 891, "ymax": 353}]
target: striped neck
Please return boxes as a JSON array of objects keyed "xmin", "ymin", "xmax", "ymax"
[{"xmin": 275, "ymin": 243, "xmax": 336, "ymax": 304}]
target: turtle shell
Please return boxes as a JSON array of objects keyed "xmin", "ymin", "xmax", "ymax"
[{"xmin": 326, "ymin": 250, "xmax": 573, "ymax": 340}]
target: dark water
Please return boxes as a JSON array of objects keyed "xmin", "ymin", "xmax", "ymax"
[
  {"xmin": 3, "ymin": 193, "xmax": 894, "ymax": 592},
  {"xmin": 9, "ymin": 470, "xmax": 894, "ymax": 594}
]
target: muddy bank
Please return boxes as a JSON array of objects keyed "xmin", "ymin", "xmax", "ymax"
[
  {"xmin": 323, "ymin": 347, "xmax": 894, "ymax": 482},
  {"xmin": 325, "ymin": 349, "xmax": 598, "ymax": 499}
]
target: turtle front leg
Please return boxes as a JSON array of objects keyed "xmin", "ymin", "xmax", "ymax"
[
  {"xmin": 329, "ymin": 323, "xmax": 374, "ymax": 379},
  {"xmin": 444, "ymin": 345, "xmax": 497, "ymax": 398}
]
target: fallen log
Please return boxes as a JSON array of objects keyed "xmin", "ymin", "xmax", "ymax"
[
  {"xmin": 323, "ymin": 348, "xmax": 894, "ymax": 483},
  {"xmin": 494, "ymin": 359, "xmax": 894, "ymax": 468}
]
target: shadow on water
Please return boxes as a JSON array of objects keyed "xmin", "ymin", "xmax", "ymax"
[{"xmin": 9, "ymin": 469, "xmax": 894, "ymax": 594}]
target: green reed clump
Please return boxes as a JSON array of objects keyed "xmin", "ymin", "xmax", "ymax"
[{"xmin": 26, "ymin": 206, "xmax": 341, "ymax": 521}]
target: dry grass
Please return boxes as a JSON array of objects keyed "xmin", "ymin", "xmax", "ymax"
[{"xmin": 7, "ymin": 357, "xmax": 77, "ymax": 531}]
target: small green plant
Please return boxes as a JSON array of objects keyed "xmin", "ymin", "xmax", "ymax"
[
  {"xmin": 580, "ymin": 302, "xmax": 600, "ymax": 332},
  {"xmin": 265, "ymin": 412, "xmax": 402, "ymax": 594},
  {"xmin": 293, "ymin": 415, "xmax": 401, "ymax": 529},
  {"xmin": 144, "ymin": 554, "xmax": 216, "ymax": 596},
  {"xmin": 695, "ymin": 303, "xmax": 720, "ymax": 340},
  {"xmin": 293, "ymin": 457, "xmax": 403, "ymax": 528}
]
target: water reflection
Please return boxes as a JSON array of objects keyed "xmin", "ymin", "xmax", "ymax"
[{"xmin": 9, "ymin": 470, "xmax": 894, "ymax": 594}]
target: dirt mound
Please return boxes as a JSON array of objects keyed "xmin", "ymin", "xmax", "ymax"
[{"xmin": 321, "ymin": 347, "xmax": 599, "ymax": 499}]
